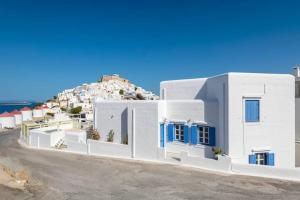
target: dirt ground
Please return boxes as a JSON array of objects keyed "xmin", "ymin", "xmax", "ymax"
[{"xmin": 0, "ymin": 129, "xmax": 300, "ymax": 200}]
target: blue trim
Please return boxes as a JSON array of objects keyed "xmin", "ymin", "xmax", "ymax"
[
  {"xmin": 266, "ymin": 153, "xmax": 275, "ymax": 166},
  {"xmin": 249, "ymin": 154, "xmax": 256, "ymax": 164},
  {"xmin": 208, "ymin": 127, "xmax": 216, "ymax": 146},
  {"xmin": 160, "ymin": 123, "xmax": 164, "ymax": 148},
  {"xmin": 191, "ymin": 125, "xmax": 198, "ymax": 145},
  {"xmin": 183, "ymin": 125, "xmax": 189, "ymax": 143},
  {"xmin": 245, "ymin": 100, "xmax": 260, "ymax": 122},
  {"xmin": 167, "ymin": 123, "xmax": 174, "ymax": 142}
]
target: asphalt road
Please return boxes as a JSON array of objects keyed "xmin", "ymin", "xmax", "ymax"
[{"xmin": 0, "ymin": 129, "xmax": 300, "ymax": 200}]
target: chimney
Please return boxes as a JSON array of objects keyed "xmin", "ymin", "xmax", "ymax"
[{"xmin": 293, "ymin": 65, "xmax": 300, "ymax": 78}]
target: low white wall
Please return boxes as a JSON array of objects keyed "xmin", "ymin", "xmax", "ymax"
[
  {"xmin": 180, "ymin": 153, "xmax": 231, "ymax": 172},
  {"xmin": 296, "ymin": 142, "xmax": 300, "ymax": 167},
  {"xmin": 232, "ymin": 163, "xmax": 300, "ymax": 182},
  {"xmin": 30, "ymin": 131, "xmax": 51, "ymax": 149},
  {"xmin": 166, "ymin": 142, "xmax": 214, "ymax": 158},
  {"xmin": 88, "ymin": 139, "xmax": 131, "ymax": 158},
  {"xmin": 65, "ymin": 130, "xmax": 87, "ymax": 143},
  {"xmin": 67, "ymin": 141, "xmax": 87, "ymax": 154}
]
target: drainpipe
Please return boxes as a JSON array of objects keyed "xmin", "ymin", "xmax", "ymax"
[{"xmin": 132, "ymin": 108, "xmax": 136, "ymax": 158}]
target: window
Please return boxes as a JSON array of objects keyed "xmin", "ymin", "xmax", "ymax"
[
  {"xmin": 256, "ymin": 153, "xmax": 266, "ymax": 165},
  {"xmin": 198, "ymin": 126, "xmax": 209, "ymax": 144},
  {"xmin": 245, "ymin": 100, "xmax": 260, "ymax": 122},
  {"xmin": 175, "ymin": 124, "xmax": 184, "ymax": 142},
  {"xmin": 249, "ymin": 152, "xmax": 274, "ymax": 166}
]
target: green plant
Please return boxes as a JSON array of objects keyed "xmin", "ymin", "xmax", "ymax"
[
  {"xmin": 119, "ymin": 89, "xmax": 124, "ymax": 95},
  {"xmin": 107, "ymin": 130, "xmax": 114, "ymax": 142},
  {"xmin": 60, "ymin": 107, "xmax": 66, "ymax": 112},
  {"xmin": 70, "ymin": 106, "xmax": 82, "ymax": 114},
  {"xmin": 134, "ymin": 87, "xmax": 138, "ymax": 91},
  {"xmin": 212, "ymin": 147, "xmax": 222, "ymax": 155},
  {"xmin": 122, "ymin": 134, "xmax": 128, "ymax": 145}
]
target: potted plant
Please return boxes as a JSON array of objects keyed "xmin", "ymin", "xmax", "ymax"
[
  {"xmin": 212, "ymin": 147, "xmax": 222, "ymax": 160},
  {"xmin": 107, "ymin": 130, "xmax": 114, "ymax": 142}
]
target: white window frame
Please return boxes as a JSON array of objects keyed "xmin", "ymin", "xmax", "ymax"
[
  {"xmin": 256, "ymin": 153, "xmax": 267, "ymax": 165},
  {"xmin": 174, "ymin": 124, "xmax": 184, "ymax": 142},
  {"xmin": 198, "ymin": 126, "xmax": 209, "ymax": 145}
]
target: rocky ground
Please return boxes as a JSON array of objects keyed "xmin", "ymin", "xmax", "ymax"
[{"xmin": 0, "ymin": 129, "xmax": 300, "ymax": 200}]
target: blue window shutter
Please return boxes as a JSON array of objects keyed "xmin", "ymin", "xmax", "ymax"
[
  {"xmin": 249, "ymin": 154, "xmax": 256, "ymax": 164},
  {"xmin": 183, "ymin": 125, "xmax": 189, "ymax": 143},
  {"xmin": 160, "ymin": 123, "xmax": 164, "ymax": 148},
  {"xmin": 208, "ymin": 127, "xmax": 216, "ymax": 146},
  {"xmin": 266, "ymin": 153, "xmax": 275, "ymax": 166},
  {"xmin": 167, "ymin": 123, "xmax": 174, "ymax": 142},
  {"xmin": 245, "ymin": 100, "xmax": 260, "ymax": 122},
  {"xmin": 191, "ymin": 125, "xmax": 198, "ymax": 145}
]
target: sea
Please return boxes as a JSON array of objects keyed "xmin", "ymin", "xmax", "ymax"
[{"xmin": 0, "ymin": 102, "xmax": 37, "ymax": 114}]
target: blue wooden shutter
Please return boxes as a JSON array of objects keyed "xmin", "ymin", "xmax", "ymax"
[
  {"xmin": 245, "ymin": 100, "xmax": 260, "ymax": 122},
  {"xmin": 167, "ymin": 123, "xmax": 174, "ymax": 142},
  {"xmin": 191, "ymin": 125, "xmax": 198, "ymax": 144},
  {"xmin": 208, "ymin": 127, "xmax": 216, "ymax": 146},
  {"xmin": 248, "ymin": 154, "xmax": 256, "ymax": 164},
  {"xmin": 160, "ymin": 123, "xmax": 164, "ymax": 148},
  {"xmin": 266, "ymin": 153, "xmax": 275, "ymax": 166},
  {"xmin": 183, "ymin": 125, "xmax": 189, "ymax": 143}
]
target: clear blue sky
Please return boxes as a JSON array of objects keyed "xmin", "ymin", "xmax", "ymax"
[{"xmin": 1, "ymin": 0, "xmax": 300, "ymax": 101}]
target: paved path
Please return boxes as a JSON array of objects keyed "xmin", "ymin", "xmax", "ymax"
[{"xmin": 0, "ymin": 129, "xmax": 300, "ymax": 200}]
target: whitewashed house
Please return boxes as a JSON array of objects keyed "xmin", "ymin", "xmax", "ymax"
[
  {"xmin": 94, "ymin": 72, "xmax": 295, "ymax": 169},
  {"xmin": 0, "ymin": 112, "xmax": 16, "ymax": 128},
  {"xmin": 21, "ymin": 107, "xmax": 33, "ymax": 121}
]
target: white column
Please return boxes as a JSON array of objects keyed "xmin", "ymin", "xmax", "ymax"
[{"xmin": 132, "ymin": 108, "xmax": 136, "ymax": 158}]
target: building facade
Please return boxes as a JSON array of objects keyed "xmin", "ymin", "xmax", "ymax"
[{"xmin": 94, "ymin": 73, "xmax": 295, "ymax": 168}]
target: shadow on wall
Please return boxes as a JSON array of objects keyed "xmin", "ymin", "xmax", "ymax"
[
  {"xmin": 195, "ymin": 81, "xmax": 207, "ymax": 100},
  {"xmin": 121, "ymin": 108, "xmax": 128, "ymax": 144}
]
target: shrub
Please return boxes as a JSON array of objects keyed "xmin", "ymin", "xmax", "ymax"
[
  {"xmin": 70, "ymin": 106, "xmax": 82, "ymax": 114},
  {"xmin": 134, "ymin": 87, "xmax": 138, "ymax": 91},
  {"xmin": 119, "ymin": 89, "xmax": 124, "ymax": 95},
  {"xmin": 60, "ymin": 107, "xmax": 66, "ymax": 112},
  {"xmin": 212, "ymin": 147, "xmax": 222, "ymax": 155},
  {"xmin": 107, "ymin": 130, "xmax": 114, "ymax": 142},
  {"xmin": 90, "ymin": 129, "xmax": 100, "ymax": 140}
]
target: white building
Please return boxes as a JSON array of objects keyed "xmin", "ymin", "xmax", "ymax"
[
  {"xmin": 21, "ymin": 107, "xmax": 33, "ymax": 121},
  {"xmin": 94, "ymin": 73, "xmax": 295, "ymax": 169},
  {"xmin": 11, "ymin": 109, "xmax": 23, "ymax": 125},
  {"xmin": 33, "ymin": 106, "xmax": 43, "ymax": 118},
  {"xmin": 294, "ymin": 67, "xmax": 300, "ymax": 166},
  {"xmin": 0, "ymin": 112, "xmax": 16, "ymax": 128}
]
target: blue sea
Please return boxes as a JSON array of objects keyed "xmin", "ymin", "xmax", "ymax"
[{"xmin": 0, "ymin": 102, "xmax": 37, "ymax": 114}]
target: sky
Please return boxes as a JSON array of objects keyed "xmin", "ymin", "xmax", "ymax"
[{"xmin": 1, "ymin": 0, "xmax": 300, "ymax": 101}]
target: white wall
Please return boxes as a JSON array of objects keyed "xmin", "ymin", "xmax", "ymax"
[
  {"xmin": 94, "ymin": 101, "xmax": 163, "ymax": 160},
  {"xmin": 0, "ymin": 117, "xmax": 15, "ymax": 128},
  {"xmin": 296, "ymin": 98, "xmax": 300, "ymax": 141},
  {"xmin": 160, "ymin": 78, "xmax": 207, "ymax": 100},
  {"xmin": 67, "ymin": 141, "xmax": 87, "ymax": 154},
  {"xmin": 21, "ymin": 111, "xmax": 32, "ymax": 121},
  {"xmin": 88, "ymin": 139, "xmax": 131, "ymax": 158},
  {"xmin": 14, "ymin": 114, "xmax": 22, "ymax": 125},
  {"xmin": 65, "ymin": 130, "xmax": 87, "ymax": 143},
  {"xmin": 166, "ymin": 100, "xmax": 204, "ymax": 122},
  {"xmin": 232, "ymin": 163, "xmax": 300, "ymax": 182},
  {"xmin": 227, "ymin": 73, "xmax": 295, "ymax": 168},
  {"xmin": 33, "ymin": 109, "xmax": 43, "ymax": 118}
]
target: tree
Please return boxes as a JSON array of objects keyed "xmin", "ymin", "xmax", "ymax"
[
  {"xmin": 119, "ymin": 89, "xmax": 124, "ymax": 95},
  {"xmin": 70, "ymin": 106, "xmax": 82, "ymax": 114}
]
